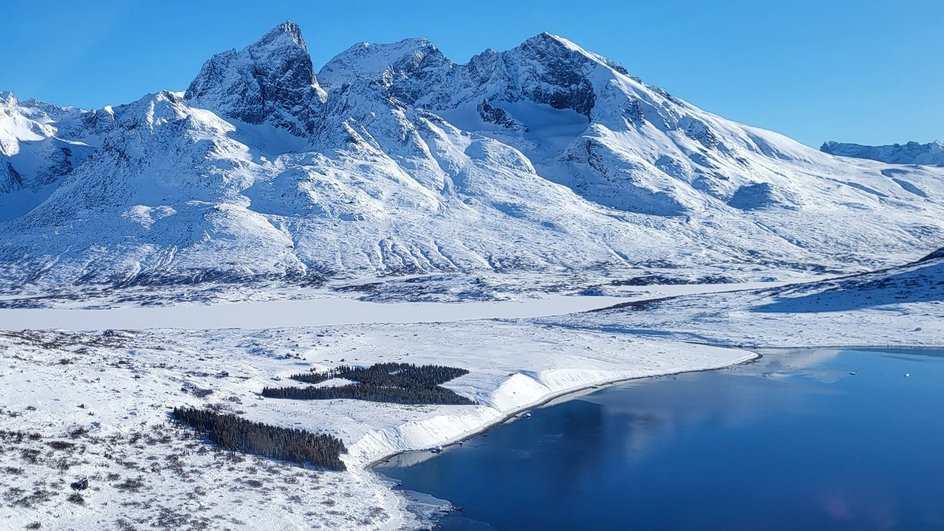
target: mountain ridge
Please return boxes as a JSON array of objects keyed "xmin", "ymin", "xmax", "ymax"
[
  {"xmin": 1, "ymin": 22, "xmax": 942, "ymax": 292},
  {"xmin": 821, "ymin": 140, "xmax": 944, "ymax": 166}
]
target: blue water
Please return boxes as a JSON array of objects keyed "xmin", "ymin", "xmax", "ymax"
[{"xmin": 378, "ymin": 350, "xmax": 944, "ymax": 530}]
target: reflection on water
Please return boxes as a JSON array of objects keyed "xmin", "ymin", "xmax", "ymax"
[{"xmin": 379, "ymin": 349, "xmax": 944, "ymax": 530}]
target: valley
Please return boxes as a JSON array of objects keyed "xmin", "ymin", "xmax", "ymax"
[{"xmin": 1, "ymin": 19, "xmax": 942, "ymax": 531}]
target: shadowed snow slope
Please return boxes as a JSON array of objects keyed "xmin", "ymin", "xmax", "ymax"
[
  {"xmin": 2, "ymin": 23, "xmax": 944, "ymax": 291},
  {"xmin": 552, "ymin": 250, "xmax": 944, "ymax": 348},
  {"xmin": 754, "ymin": 247, "xmax": 944, "ymax": 313}
]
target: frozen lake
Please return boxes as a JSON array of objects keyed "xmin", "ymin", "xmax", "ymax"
[
  {"xmin": 0, "ymin": 282, "xmax": 786, "ymax": 330},
  {"xmin": 379, "ymin": 348, "xmax": 944, "ymax": 530},
  {"xmin": 0, "ymin": 293, "xmax": 635, "ymax": 330}
]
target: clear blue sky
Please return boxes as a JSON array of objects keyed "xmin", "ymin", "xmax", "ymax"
[{"xmin": 2, "ymin": 0, "xmax": 941, "ymax": 147}]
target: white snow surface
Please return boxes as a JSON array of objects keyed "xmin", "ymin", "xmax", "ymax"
[
  {"xmin": 552, "ymin": 250, "xmax": 944, "ymax": 349},
  {"xmin": 0, "ymin": 282, "xmax": 791, "ymax": 329},
  {"xmin": 0, "ymin": 294, "xmax": 623, "ymax": 330},
  {"xmin": 0, "ymin": 308, "xmax": 755, "ymax": 530},
  {"xmin": 1, "ymin": 259, "xmax": 942, "ymax": 529}
]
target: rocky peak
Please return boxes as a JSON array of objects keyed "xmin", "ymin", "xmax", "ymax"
[
  {"xmin": 495, "ymin": 33, "xmax": 607, "ymax": 116},
  {"xmin": 251, "ymin": 21, "xmax": 308, "ymax": 52},
  {"xmin": 318, "ymin": 38, "xmax": 451, "ymax": 92},
  {"xmin": 0, "ymin": 91, "xmax": 17, "ymax": 108},
  {"xmin": 184, "ymin": 21, "xmax": 324, "ymax": 136},
  {"xmin": 514, "ymin": 33, "xmax": 627, "ymax": 74}
]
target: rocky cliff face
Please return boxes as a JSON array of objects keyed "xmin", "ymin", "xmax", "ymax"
[{"xmin": 185, "ymin": 21, "xmax": 325, "ymax": 136}]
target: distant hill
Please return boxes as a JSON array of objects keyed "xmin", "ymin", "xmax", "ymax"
[{"xmin": 821, "ymin": 140, "xmax": 944, "ymax": 166}]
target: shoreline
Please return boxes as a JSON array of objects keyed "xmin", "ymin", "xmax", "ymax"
[
  {"xmin": 360, "ymin": 343, "xmax": 944, "ymax": 471},
  {"xmin": 369, "ymin": 343, "xmax": 944, "ymax": 531},
  {"xmin": 364, "ymin": 350, "xmax": 760, "ymax": 470},
  {"xmin": 360, "ymin": 349, "xmax": 761, "ymax": 529},
  {"xmin": 366, "ymin": 342, "xmax": 944, "ymax": 530},
  {"xmin": 365, "ymin": 343, "xmax": 944, "ymax": 472}
]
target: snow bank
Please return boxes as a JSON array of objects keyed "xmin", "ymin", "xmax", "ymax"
[
  {"xmin": 345, "ymin": 349, "xmax": 756, "ymax": 466},
  {"xmin": 0, "ymin": 314, "xmax": 757, "ymax": 530}
]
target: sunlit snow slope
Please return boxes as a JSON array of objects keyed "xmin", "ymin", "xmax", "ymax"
[{"xmin": 2, "ymin": 22, "xmax": 943, "ymax": 290}]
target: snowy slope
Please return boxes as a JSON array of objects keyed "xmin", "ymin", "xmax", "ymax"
[
  {"xmin": 0, "ymin": 92, "xmax": 113, "ymax": 221},
  {"xmin": 753, "ymin": 246, "xmax": 944, "ymax": 313},
  {"xmin": 822, "ymin": 140, "xmax": 944, "ymax": 166},
  {"xmin": 2, "ymin": 22, "xmax": 944, "ymax": 292},
  {"xmin": 553, "ymin": 249, "xmax": 944, "ymax": 349}
]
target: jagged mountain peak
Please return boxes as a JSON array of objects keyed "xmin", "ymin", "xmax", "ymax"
[
  {"xmin": 184, "ymin": 21, "xmax": 324, "ymax": 136},
  {"xmin": 514, "ymin": 32, "xmax": 629, "ymax": 76},
  {"xmin": 252, "ymin": 20, "xmax": 308, "ymax": 52},
  {"xmin": 112, "ymin": 91, "xmax": 193, "ymax": 130},
  {"xmin": 517, "ymin": 32, "xmax": 593, "ymax": 59},
  {"xmin": 318, "ymin": 37, "xmax": 449, "ymax": 90},
  {"xmin": 317, "ymin": 30, "xmax": 636, "ymax": 118},
  {"xmin": 0, "ymin": 91, "xmax": 17, "ymax": 106}
]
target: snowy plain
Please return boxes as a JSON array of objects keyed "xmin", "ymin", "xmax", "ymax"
[
  {"xmin": 3, "ymin": 259, "xmax": 943, "ymax": 530},
  {"xmin": 0, "ymin": 292, "xmax": 757, "ymax": 530},
  {"xmin": 0, "ymin": 281, "xmax": 791, "ymax": 330}
]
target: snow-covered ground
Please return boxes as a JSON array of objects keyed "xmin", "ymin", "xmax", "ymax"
[
  {"xmin": 0, "ymin": 281, "xmax": 792, "ymax": 330},
  {"xmin": 2, "ymin": 262, "xmax": 941, "ymax": 529},
  {"xmin": 550, "ymin": 250, "xmax": 944, "ymax": 349},
  {"xmin": 0, "ymin": 310, "xmax": 754, "ymax": 530}
]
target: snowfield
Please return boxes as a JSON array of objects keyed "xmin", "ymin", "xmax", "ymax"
[
  {"xmin": 0, "ymin": 280, "xmax": 797, "ymax": 329},
  {"xmin": 549, "ymin": 249, "xmax": 944, "ymax": 350},
  {"xmin": 0, "ymin": 306, "xmax": 755, "ymax": 530},
  {"xmin": 0, "ymin": 293, "xmax": 626, "ymax": 330},
  {"xmin": 2, "ymin": 254, "xmax": 942, "ymax": 530}
]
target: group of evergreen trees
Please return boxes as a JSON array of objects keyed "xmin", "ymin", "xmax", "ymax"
[
  {"xmin": 262, "ymin": 383, "xmax": 474, "ymax": 404},
  {"xmin": 262, "ymin": 363, "xmax": 474, "ymax": 405},
  {"xmin": 290, "ymin": 363, "xmax": 469, "ymax": 387},
  {"xmin": 171, "ymin": 407, "xmax": 347, "ymax": 471}
]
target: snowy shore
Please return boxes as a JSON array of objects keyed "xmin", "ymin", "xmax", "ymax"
[
  {"xmin": 0, "ymin": 293, "xmax": 756, "ymax": 530},
  {"xmin": 1, "ymin": 273, "xmax": 941, "ymax": 530}
]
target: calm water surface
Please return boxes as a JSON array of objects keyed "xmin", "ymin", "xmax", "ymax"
[{"xmin": 378, "ymin": 349, "xmax": 944, "ymax": 530}]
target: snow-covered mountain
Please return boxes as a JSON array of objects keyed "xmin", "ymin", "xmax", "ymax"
[
  {"xmin": 1, "ymin": 21, "xmax": 943, "ymax": 291},
  {"xmin": 821, "ymin": 140, "xmax": 944, "ymax": 166},
  {"xmin": 0, "ymin": 92, "xmax": 113, "ymax": 221}
]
